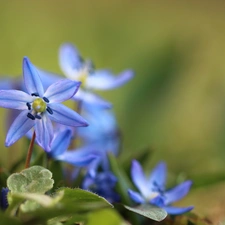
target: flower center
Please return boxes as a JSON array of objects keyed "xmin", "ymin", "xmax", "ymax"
[
  {"xmin": 77, "ymin": 60, "xmax": 94, "ymax": 88},
  {"xmin": 79, "ymin": 72, "xmax": 87, "ymax": 87},
  {"xmin": 32, "ymin": 98, "xmax": 47, "ymax": 113},
  {"xmin": 147, "ymin": 191, "xmax": 160, "ymax": 201}
]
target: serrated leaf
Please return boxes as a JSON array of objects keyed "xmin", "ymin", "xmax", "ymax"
[
  {"xmin": 6, "ymin": 188, "xmax": 112, "ymax": 224},
  {"xmin": 6, "ymin": 187, "xmax": 113, "ymax": 224},
  {"xmin": 7, "ymin": 166, "xmax": 54, "ymax": 194},
  {"xmin": 124, "ymin": 204, "xmax": 167, "ymax": 222},
  {"xmin": 56, "ymin": 187, "xmax": 113, "ymax": 210}
]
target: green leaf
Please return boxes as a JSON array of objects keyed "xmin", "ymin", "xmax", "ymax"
[
  {"xmin": 6, "ymin": 188, "xmax": 112, "ymax": 224},
  {"xmin": 48, "ymin": 160, "xmax": 65, "ymax": 189},
  {"xmin": 20, "ymin": 200, "xmax": 40, "ymax": 213},
  {"xmin": 6, "ymin": 187, "xmax": 113, "ymax": 224},
  {"xmin": 108, "ymin": 153, "xmax": 134, "ymax": 205},
  {"xmin": 56, "ymin": 187, "xmax": 113, "ymax": 211},
  {"xmin": 124, "ymin": 204, "xmax": 167, "ymax": 222},
  {"xmin": 9, "ymin": 192, "xmax": 63, "ymax": 208},
  {"xmin": 7, "ymin": 166, "xmax": 54, "ymax": 194}
]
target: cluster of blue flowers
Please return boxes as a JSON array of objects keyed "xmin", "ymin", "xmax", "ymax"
[{"xmin": 0, "ymin": 43, "xmax": 193, "ymax": 217}]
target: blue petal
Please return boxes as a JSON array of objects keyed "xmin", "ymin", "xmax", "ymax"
[
  {"xmin": 74, "ymin": 89, "xmax": 112, "ymax": 109},
  {"xmin": 49, "ymin": 128, "xmax": 72, "ymax": 157},
  {"xmin": 97, "ymin": 171, "xmax": 118, "ymax": 186},
  {"xmin": 44, "ymin": 79, "xmax": 81, "ymax": 103},
  {"xmin": 128, "ymin": 189, "xmax": 145, "ymax": 204},
  {"xmin": 164, "ymin": 180, "xmax": 192, "ymax": 205},
  {"xmin": 87, "ymin": 156, "xmax": 102, "ymax": 177},
  {"xmin": 36, "ymin": 68, "xmax": 62, "ymax": 90},
  {"xmin": 85, "ymin": 69, "xmax": 134, "ymax": 90},
  {"xmin": 48, "ymin": 103, "xmax": 88, "ymax": 127},
  {"xmin": 131, "ymin": 160, "xmax": 150, "ymax": 198},
  {"xmin": 79, "ymin": 105, "xmax": 117, "ymax": 136},
  {"xmin": 55, "ymin": 149, "xmax": 97, "ymax": 166},
  {"xmin": 163, "ymin": 206, "xmax": 194, "ymax": 215},
  {"xmin": 148, "ymin": 161, "xmax": 167, "ymax": 191},
  {"xmin": 35, "ymin": 114, "xmax": 54, "ymax": 152},
  {"xmin": 6, "ymin": 109, "xmax": 20, "ymax": 133},
  {"xmin": 23, "ymin": 57, "xmax": 44, "ymax": 96},
  {"xmin": 5, "ymin": 110, "xmax": 35, "ymax": 147},
  {"xmin": 59, "ymin": 43, "xmax": 83, "ymax": 79},
  {"xmin": 0, "ymin": 90, "xmax": 33, "ymax": 109}
]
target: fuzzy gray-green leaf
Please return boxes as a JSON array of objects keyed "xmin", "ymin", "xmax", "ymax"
[
  {"xmin": 7, "ymin": 166, "xmax": 54, "ymax": 194},
  {"xmin": 124, "ymin": 204, "xmax": 167, "ymax": 222}
]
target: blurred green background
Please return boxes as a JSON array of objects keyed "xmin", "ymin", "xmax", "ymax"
[{"xmin": 0, "ymin": 0, "xmax": 225, "ymax": 222}]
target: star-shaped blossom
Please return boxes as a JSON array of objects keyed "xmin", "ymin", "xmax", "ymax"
[
  {"xmin": 59, "ymin": 42, "xmax": 134, "ymax": 108},
  {"xmin": 128, "ymin": 160, "xmax": 194, "ymax": 215},
  {"xmin": 0, "ymin": 57, "xmax": 88, "ymax": 151}
]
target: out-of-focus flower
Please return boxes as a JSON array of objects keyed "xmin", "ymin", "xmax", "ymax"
[
  {"xmin": 128, "ymin": 160, "xmax": 194, "ymax": 215},
  {"xmin": 0, "ymin": 187, "xmax": 9, "ymax": 210},
  {"xmin": 0, "ymin": 57, "xmax": 88, "ymax": 151},
  {"xmin": 59, "ymin": 42, "xmax": 134, "ymax": 108},
  {"xmin": 82, "ymin": 171, "xmax": 119, "ymax": 203},
  {"xmin": 48, "ymin": 126, "xmax": 97, "ymax": 166},
  {"xmin": 77, "ymin": 104, "xmax": 120, "ymax": 172}
]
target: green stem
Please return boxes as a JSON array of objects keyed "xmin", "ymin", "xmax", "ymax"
[{"xmin": 25, "ymin": 131, "xmax": 36, "ymax": 168}]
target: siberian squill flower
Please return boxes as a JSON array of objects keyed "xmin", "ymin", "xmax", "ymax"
[
  {"xmin": 0, "ymin": 57, "xmax": 88, "ymax": 151},
  {"xmin": 59, "ymin": 42, "xmax": 134, "ymax": 108},
  {"xmin": 128, "ymin": 160, "xmax": 194, "ymax": 215}
]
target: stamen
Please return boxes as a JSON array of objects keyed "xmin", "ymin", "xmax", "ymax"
[
  {"xmin": 26, "ymin": 102, "xmax": 31, "ymax": 110},
  {"xmin": 153, "ymin": 181, "xmax": 164, "ymax": 194},
  {"xmin": 31, "ymin": 93, "xmax": 39, "ymax": 97},
  {"xmin": 43, "ymin": 97, "xmax": 49, "ymax": 103},
  {"xmin": 27, "ymin": 113, "xmax": 35, "ymax": 120},
  {"xmin": 35, "ymin": 115, "xmax": 42, "ymax": 119},
  {"xmin": 46, "ymin": 106, "xmax": 53, "ymax": 115}
]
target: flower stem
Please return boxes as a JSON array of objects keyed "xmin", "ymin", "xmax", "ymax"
[{"xmin": 25, "ymin": 131, "xmax": 36, "ymax": 168}]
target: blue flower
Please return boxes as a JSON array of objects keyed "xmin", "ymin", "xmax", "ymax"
[
  {"xmin": 59, "ymin": 43, "xmax": 134, "ymax": 108},
  {"xmin": 77, "ymin": 105, "xmax": 120, "ymax": 173},
  {"xmin": 82, "ymin": 171, "xmax": 120, "ymax": 203},
  {"xmin": 128, "ymin": 160, "xmax": 194, "ymax": 215},
  {"xmin": 0, "ymin": 57, "xmax": 88, "ymax": 151},
  {"xmin": 0, "ymin": 187, "xmax": 9, "ymax": 210},
  {"xmin": 48, "ymin": 126, "xmax": 97, "ymax": 166}
]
